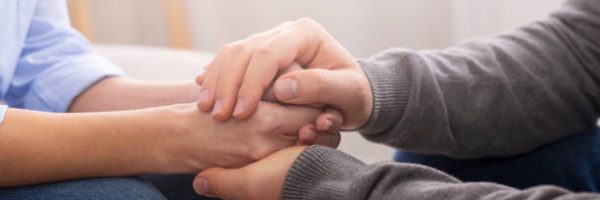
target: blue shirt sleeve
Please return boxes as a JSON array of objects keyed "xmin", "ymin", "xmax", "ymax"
[
  {"xmin": 0, "ymin": 105, "xmax": 7, "ymax": 125},
  {"xmin": 4, "ymin": 0, "xmax": 124, "ymax": 113}
]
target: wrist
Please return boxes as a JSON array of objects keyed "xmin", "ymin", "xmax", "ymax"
[
  {"xmin": 356, "ymin": 66, "xmax": 374, "ymax": 129},
  {"xmin": 145, "ymin": 104, "xmax": 209, "ymax": 173},
  {"xmin": 356, "ymin": 58, "xmax": 410, "ymax": 134}
]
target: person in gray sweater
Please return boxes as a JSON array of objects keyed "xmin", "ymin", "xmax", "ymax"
[{"xmin": 192, "ymin": 0, "xmax": 600, "ymax": 199}]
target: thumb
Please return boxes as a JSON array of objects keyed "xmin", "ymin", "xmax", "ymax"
[
  {"xmin": 193, "ymin": 167, "xmax": 246, "ymax": 199},
  {"xmin": 274, "ymin": 68, "xmax": 371, "ymax": 128}
]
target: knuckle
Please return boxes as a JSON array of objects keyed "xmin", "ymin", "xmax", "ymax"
[
  {"xmin": 249, "ymin": 142, "xmax": 278, "ymax": 160},
  {"xmin": 255, "ymin": 45, "xmax": 274, "ymax": 57},
  {"xmin": 295, "ymin": 17, "xmax": 316, "ymax": 26},
  {"xmin": 294, "ymin": 18, "xmax": 321, "ymax": 32},
  {"xmin": 257, "ymin": 113, "xmax": 278, "ymax": 131},
  {"xmin": 221, "ymin": 42, "xmax": 248, "ymax": 55},
  {"xmin": 294, "ymin": 18, "xmax": 323, "ymax": 41},
  {"xmin": 246, "ymin": 115, "xmax": 286, "ymax": 160},
  {"xmin": 311, "ymin": 70, "xmax": 331, "ymax": 95},
  {"xmin": 219, "ymin": 43, "xmax": 234, "ymax": 53},
  {"xmin": 278, "ymin": 20, "xmax": 294, "ymax": 28},
  {"xmin": 229, "ymin": 42, "xmax": 249, "ymax": 55}
]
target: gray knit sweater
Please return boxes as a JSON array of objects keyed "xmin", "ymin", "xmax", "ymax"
[{"xmin": 282, "ymin": 0, "xmax": 600, "ymax": 199}]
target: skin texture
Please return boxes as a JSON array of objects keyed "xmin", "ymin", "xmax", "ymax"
[
  {"xmin": 68, "ymin": 77, "xmax": 202, "ymax": 112},
  {"xmin": 196, "ymin": 18, "xmax": 373, "ymax": 130},
  {"xmin": 193, "ymin": 146, "xmax": 307, "ymax": 200},
  {"xmin": 0, "ymin": 77, "xmax": 339, "ymax": 187},
  {"xmin": 192, "ymin": 18, "xmax": 372, "ymax": 199},
  {"xmin": 0, "ymin": 102, "xmax": 335, "ymax": 187}
]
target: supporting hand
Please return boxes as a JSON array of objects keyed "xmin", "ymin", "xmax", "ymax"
[
  {"xmin": 192, "ymin": 146, "xmax": 307, "ymax": 200},
  {"xmin": 196, "ymin": 18, "xmax": 373, "ymax": 130}
]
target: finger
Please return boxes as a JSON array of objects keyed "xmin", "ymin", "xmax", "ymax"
[
  {"xmin": 197, "ymin": 48, "xmax": 228, "ymax": 112},
  {"xmin": 313, "ymin": 129, "xmax": 341, "ymax": 148},
  {"xmin": 201, "ymin": 21, "xmax": 293, "ymax": 114},
  {"xmin": 316, "ymin": 108, "xmax": 344, "ymax": 132},
  {"xmin": 273, "ymin": 69, "xmax": 367, "ymax": 128},
  {"xmin": 233, "ymin": 21, "xmax": 321, "ymax": 120},
  {"xmin": 263, "ymin": 62, "xmax": 303, "ymax": 102},
  {"xmin": 195, "ymin": 70, "xmax": 206, "ymax": 85},
  {"xmin": 254, "ymin": 103, "xmax": 320, "ymax": 149},
  {"xmin": 297, "ymin": 124, "xmax": 318, "ymax": 145},
  {"xmin": 211, "ymin": 42, "xmax": 253, "ymax": 121},
  {"xmin": 270, "ymin": 103, "xmax": 320, "ymax": 134},
  {"xmin": 194, "ymin": 167, "xmax": 247, "ymax": 200},
  {"xmin": 212, "ymin": 26, "xmax": 293, "ymax": 121}
]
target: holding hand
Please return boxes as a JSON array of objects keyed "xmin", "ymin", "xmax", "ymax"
[
  {"xmin": 162, "ymin": 102, "xmax": 339, "ymax": 173},
  {"xmin": 192, "ymin": 146, "xmax": 307, "ymax": 200},
  {"xmin": 197, "ymin": 18, "xmax": 373, "ymax": 130}
]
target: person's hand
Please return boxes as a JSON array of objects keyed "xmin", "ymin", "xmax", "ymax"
[
  {"xmin": 162, "ymin": 103, "xmax": 339, "ymax": 172},
  {"xmin": 196, "ymin": 18, "xmax": 373, "ymax": 130},
  {"xmin": 192, "ymin": 146, "xmax": 307, "ymax": 200}
]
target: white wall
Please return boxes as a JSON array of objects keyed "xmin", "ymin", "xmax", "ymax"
[
  {"xmin": 88, "ymin": 0, "xmax": 169, "ymax": 46},
  {"xmin": 185, "ymin": 0, "xmax": 455, "ymax": 57},
  {"xmin": 87, "ymin": 0, "xmax": 565, "ymax": 57},
  {"xmin": 452, "ymin": 0, "xmax": 565, "ymax": 41}
]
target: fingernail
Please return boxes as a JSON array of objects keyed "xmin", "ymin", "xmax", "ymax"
[
  {"xmin": 212, "ymin": 99, "xmax": 223, "ymax": 115},
  {"xmin": 275, "ymin": 78, "xmax": 298, "ymax": 101},
  {"xmin": 233, "ymin": 98, "xmax": 245, "ymax": 116},
  {"xmin": 198, "ymin": 89, "xmax": 210, "ymax": 103},
  {"xmin": 194, "ymin": 178, "xmax": 210, "ymax": 195}
]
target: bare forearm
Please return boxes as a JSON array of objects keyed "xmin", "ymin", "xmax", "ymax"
[
  {"xmin": 0, "ymin": 93, "xmax": 317, "ymax": 187},
  {"xmin": 0, "ymin": 107, "xmax": 181, "ymax": 187},
  {"xmin": 69, "ymin": 77, "xmax": 201, "ymax": 112}
]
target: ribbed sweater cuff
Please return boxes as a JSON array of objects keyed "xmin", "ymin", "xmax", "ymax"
[
  {"xmin": 357, "ymin": 59, "xmax": 411, "ymax": 134},
  {"xmin": 282, "ymin": 145, "xmax": 360, "ymax": 200}
]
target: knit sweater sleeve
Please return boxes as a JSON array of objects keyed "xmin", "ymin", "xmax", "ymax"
[
  {"xmin": 282, "ymin": 145, "xmax": 600, "ymax": 200},
  {"xmin": 357, "ymin": 0, "xmax": 600, "ymax": 158}
]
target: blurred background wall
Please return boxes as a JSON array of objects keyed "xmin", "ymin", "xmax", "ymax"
[{"xmin": 80, "ymin": 0, "xmax": 564, "ymax": 57}]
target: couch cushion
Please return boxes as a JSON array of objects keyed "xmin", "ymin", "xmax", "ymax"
[{"xmin": 93, "ymin": 44, "xmax": 213, "ymax": 81}]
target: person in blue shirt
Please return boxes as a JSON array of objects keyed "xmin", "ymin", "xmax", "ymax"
[
  {"xmin": 2, "ymin": 0, "xmax": 597, "ymax": 200},
  {"xmin": 0, "ymin": 1, "xmax": 339, "ymax": 200}
]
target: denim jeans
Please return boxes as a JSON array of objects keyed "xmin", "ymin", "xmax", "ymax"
[
  {"xmin": 395, "ymin": 127, "xmax": 600, "ymax": 192},
  {"xmin": 0, "ymin": 174, "xmax": 217, "ymax": 200}
]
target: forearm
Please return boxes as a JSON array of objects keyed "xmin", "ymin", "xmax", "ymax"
[
  {"xmin": 0, "ymin": 106, "xmax": 195, "ymax": 187},
  {"xmin": 69, "ymin": 77, "xmax": 201, "ymax": 112},
  {"xmin": 0, "ymin": 101, "xmax": 319, "ymax": 187},
  {"xmin": 283, "ymin": 146, "xmax": 600, "ymax": 200},
  {"xmin": 359, "ymin": 0, "xmax": 600, "ymax": 158}
]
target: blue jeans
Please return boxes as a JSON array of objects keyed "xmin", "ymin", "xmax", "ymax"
[
  {"xmin": 0, "ymin": 174, "xmax": 217, "ymax": 200},
  {"xmin": 395, "ymin": 127, "xmax": 600, "ymax": 192}
]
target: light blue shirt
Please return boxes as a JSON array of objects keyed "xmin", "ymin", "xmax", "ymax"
[{"xmin": 0, "ymin": 0, "xmax": 124, "ymax": 123}]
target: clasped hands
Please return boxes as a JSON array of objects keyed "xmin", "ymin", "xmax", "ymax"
[{"xmin": 189, "ymin": 18, "xmax": 373, "ymax": 200}]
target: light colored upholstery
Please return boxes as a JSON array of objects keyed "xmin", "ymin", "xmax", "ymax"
[
  {"xmin": 93, "ymin": 44, "xmax": 211, "ymax": 81},
  {"xmin": 93, "ymin": 44, "xmax": 394, "ymax": 163}
]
